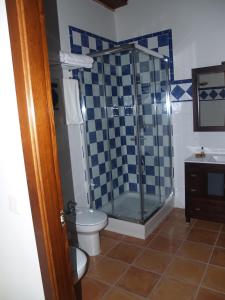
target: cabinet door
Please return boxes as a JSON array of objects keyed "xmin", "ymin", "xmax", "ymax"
[{"xmin": 204, "ymin": 165, "xmax": 225, "ymax": 200}]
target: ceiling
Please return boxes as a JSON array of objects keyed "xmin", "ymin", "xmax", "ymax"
[{"xmin": 93, "ymin": 0, "xmax": 128, "ymax": 10}]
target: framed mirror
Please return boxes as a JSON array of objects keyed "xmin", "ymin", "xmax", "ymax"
[{"xmin": 192, "ymin": 63, "xmax": 225, "ymax": 131}]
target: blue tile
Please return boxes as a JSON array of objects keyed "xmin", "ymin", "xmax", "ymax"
[
  {"xmin": 146, "ymin": 185, "xmax": 155, "ymax": 194},
  {"xmin": 111, "ymin": 159, "xmax": 117, "ymax": 169},
  {"xmin": 110, "ymin": 65, "xmax": 116, "ymax": 75},
  {"xmin": 105, "ymin": 75, "xmax": 111, "ymax": 85},
  {"xmin": 171, "ymin": 85, "xmax": 185, "ymax": 100},
  {"xmin": 97, "ymin": 141, "xmax": 104, "ymax": 153},
  {"xmin": 146, "ymin": 166, "xmax": 154, "ymax": 175},
  {"xmin": 122, "ymin": 65, "xmax": 131, "ymax": 76},
  {"xmin": 95, "ymin": 198, "xmax": 102, "ymax": 209},
  {"xmin": 116, "ymin": 147, "xmax": 122, "ymax": 156},
  {"xmin": 101, "ymin": 184, "xmax": 107, "ymax": 195},
  {"xmin": 72, "ymin": 45, "xmax": 82, "ymax": 54},
  {"xmin": 87, "ymin": 108, "xmax": 94, "ymax": 119},
  {"xmin": 91, "ymin": 73, "xmax": 99, "ymax": 84},
  {"xmin": 124, "ymin": 173, "xmax": 128, "ymax": 182},
  {"xmin": 93, "ymin": 96, "xmax": 100, "ymax": 107},
  {"xmin": 95, "ymin": 119, "xmax": 102, "ymax": 130},
  {"xmin": 123, "ymin": 86, "xmax": 132, "ymax": 96},
  {"xmin": 127, "ymin": 145, "xmax": 135, "ymax": 155},
  {"xmin": 122, "ymin": 155, "xmax": 127, "ymax": 164},
  {"xmin": 118, "ymin": 166, "xmax": 123, "ymax": 176},
  {"xmin": 81, "ymin": 33, "xmax": 89, "ymax": 47},
  {"xmin": 96, "ymin": 38, "xmax": 103, "ymax": 50},
  {"xmin": 138, "ymin": 39, "xmax": 148, "ymax": 48},
  {"xmin": 129, "ymin": 183, "xmax": 137, "ymax": 192},
  {"xmin": 113, "ymin": 178, "xmax": 118, "ymax": 188},
  {"xmin": 85, "ymin": 84, "xmax": 93, "ymax": 96},
  {"xmin": 158, "ymin": 34, "xmax": 169, "ymax": 47},
  {"xmin": 117, "ymin": 77, "xmax": 122, "ymax": 86},
  {"xmin": 91, "ymin": 154, "xmax": 98, "ymax": 166},
  {"xmin": 126, "ymin": 126, "xmax": 134, "ymax": 135},
  {"xmin": 115, "ymin": 127, "xmax": 120, "ymax": 137},
  {"xmin": 99, "ymin": 163, "xmax": 106, "ymax": 175},
  {"xmin": 128, "ymin": 164, "xmax": 136, "ymax": 174},
  {"xmin": 112, "ymin": 86, "xmax": 117, "ymax": 96},
  {"xmin": 186, "ymin": 85, "xmax": 192, "ymax": 97},
  {"xmin": 110, "ymin": 139, "xmax": 116, "ymax": 148},
  {"xmin": 93, "ymin": 176, "xmax": 100, "ymax": 187}
]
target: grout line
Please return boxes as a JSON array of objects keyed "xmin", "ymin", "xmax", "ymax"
[
  {"xmin": 146, "ymin": 216, "xmax": 196, "ymax": 298},
  {"xmin": 193, "ymin": 227, "xmax": 221, "ymax": 300},
  {"xmin": 85, "ymin": 213, "xmax": 225, "ymax": 300}
]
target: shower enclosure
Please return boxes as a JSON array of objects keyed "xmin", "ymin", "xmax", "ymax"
[{"xmin": 78, "ymin": 44, "xmax": 173, "ymax": 224}]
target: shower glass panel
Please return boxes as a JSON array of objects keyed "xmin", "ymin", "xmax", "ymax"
[
  {"xmin": 134, "ymin": 50, "xmax": 161, "ymax": 221},
  {"xmin": 78, "ymin": 45, "xmax": 172, "ymax": 224}
]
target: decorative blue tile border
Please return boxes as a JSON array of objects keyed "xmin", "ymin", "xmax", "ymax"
[{"xmin": 69, "ymin": 26, "xmax": 193, "ymax": 103}]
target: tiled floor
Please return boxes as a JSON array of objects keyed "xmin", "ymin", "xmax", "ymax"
[{"xmin": 79, "ymin": 209, "xmax": 225, "ymax": 300}]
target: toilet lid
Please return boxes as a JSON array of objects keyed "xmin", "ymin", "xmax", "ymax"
[{"xmin": 76, "ymin": 208, "xmax": 107, "ymax": 226}]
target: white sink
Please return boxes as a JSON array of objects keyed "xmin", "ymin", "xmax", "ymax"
[
  {"xmin": 212, "ymin": 155, "xmax": 225, "ymax": 163},
  {"xmin": 70, "ymin": 247, "xmax": 87, "ymax": 280}
]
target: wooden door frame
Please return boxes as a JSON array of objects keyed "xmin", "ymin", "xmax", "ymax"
[{"xmin": 6, "ymin": 0, "xmax": 77, "ymax": 299}]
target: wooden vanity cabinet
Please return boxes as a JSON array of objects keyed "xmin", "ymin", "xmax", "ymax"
[{"xmin": 185, "ymin": 162, "xmax": 225, "ymax": 223}]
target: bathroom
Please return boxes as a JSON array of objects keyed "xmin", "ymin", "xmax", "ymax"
[{"xmin": 45, "ymin": 0, "xmax": 225, "ymax": 299}]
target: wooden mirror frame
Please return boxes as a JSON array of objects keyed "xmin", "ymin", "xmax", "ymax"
[{"xmin": 192, "ymin": 63, "xmax": 225, "ymax": 132}]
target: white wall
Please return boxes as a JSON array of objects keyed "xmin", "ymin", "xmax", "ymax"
[
  {"xmin": 115, "ymin": 0, "xmax": 225, "ymax": 208},
  {"xmin": 56, "ymin": 0, "xmax": 116, "ymax": 52},
  {"xmin": 115, "ymin": 0, "xmax": 225, "ymax": 79},
  {"xmin": 0, "ymin": 1, "xmax": 45, "ymax": 299}
]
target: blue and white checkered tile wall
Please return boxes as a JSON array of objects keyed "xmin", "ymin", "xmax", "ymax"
[{"xmin": 69, "ymin": 26, "xmax": 176, "ymax": 208}]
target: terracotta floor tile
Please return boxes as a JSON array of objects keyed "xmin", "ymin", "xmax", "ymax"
[
  {"xmin": 166, "ymin": 257, "xmax": 206, "ymax": 285},
  {"xmin": 177, "ymin": 241, "xmax": 212, "ymax": 263},
  {"xmin": 104, "ymin": 287, "xmax": 141, "ymax": 300},
  {"xmin": 210, "ymin": 247, "xmax": 225, "ymax": 268},
  {"xmin": 203, "ymin": 265, "xmax": 225, "ymax": 294},
  {"xmin": 123, "ymin": 234, "xmax": 155, "ymax": 247},
  {"xmin": 134, "ymin": 249, "xmax": 172, "ymax": 274},
  {"xmin": 88, "ymin": 256, "xmax": 127, "ymax": 284},
  {"xmin": 165, "ymin": 210, "xmax": 186, "ymax": 224},
  {"xmin": 217, "ymin": 233, "xmax": 225, "ymax": 248},
  {"xmin": 87, "ymin": 255, "xmax": 104, "ymax": 275},
  {"xmin": 81, "ymin": 277, "xmax": 109, "ymax": 300},
  {"xmin": 159, "ymin": 222, "xmax": 191, "ymax": 240},
  {"xmin": 101, "ymin": 230, "xmax": 124, "ymax": 240},
  {"xmin": 194, "ymin": 220, "xmax": 222, "ymax": 231},
  {"xmin": 106, "ymin": 242, "xmax": 142, "ymax": 264},
  {"xmin": 100, "ymin": 236, "xmax": 119, "ymax": 255},
  {"xmin": 117, "ymin": 266, "xmax": 160, "ymax": 297},
  {"xmin": 187, "ymin": 228, "xmax": 218, "ymax": 245},
  {"xmin": 148, "ymin": 236, "xmax": 182, "ymax": 254},
  {"xmin": 196, "ymin": 288, "xmax": 225, "ymax": 300},
  {"xmin": 149, "ymin": 277, "xmax": 197, "ymax": 300}
]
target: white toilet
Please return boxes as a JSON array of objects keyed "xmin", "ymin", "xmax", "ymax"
[{"xmin": 76, "ymin": 207, "xmax": 108, "ymax": 256}]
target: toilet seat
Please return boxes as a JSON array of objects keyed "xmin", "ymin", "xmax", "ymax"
[
  {"xmin": 76, "ymin": 208, "xmax": 108, "ymax": 233},
  {"xmin": 76, "ymin": 208, "xmax": 107, "ymax": 226}
]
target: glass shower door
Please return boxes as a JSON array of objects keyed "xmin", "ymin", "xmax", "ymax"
[{"xmin": 134, "ymin": 50, "xmax": 162, "ymax": 221}]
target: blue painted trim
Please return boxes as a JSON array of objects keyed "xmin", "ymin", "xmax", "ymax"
[{"xmin": 172, "ymin": 79, "xmax": 192, "ymax": 84}]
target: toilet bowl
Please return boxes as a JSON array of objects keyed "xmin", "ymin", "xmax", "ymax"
[{"xmin": 76, "ymin": 207, "xmax": 108, "ymax": 256}]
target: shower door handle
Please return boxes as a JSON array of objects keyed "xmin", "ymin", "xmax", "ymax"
[{"xmin": 141, "ymin": 156, "xmax": 145, "ymax": 166}]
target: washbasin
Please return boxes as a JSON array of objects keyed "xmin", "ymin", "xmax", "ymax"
[
  {"xmin": 212, "ymin": 155, "xmax": 225, "ymax": 162},
  {"xmin": 70, "ymin": 247, "xmax": 87, "ymax": 280}
]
